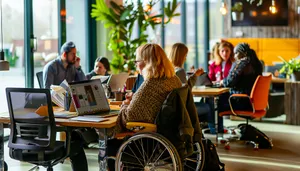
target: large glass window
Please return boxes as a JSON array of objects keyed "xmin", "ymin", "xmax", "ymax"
[
  {"xmin": 165, "ymin": 0, "xmax": 181, "ymax": 56},
  {"xmin": 0, "ymin": 0, "xmax": 25, "ymax": 113},
  {"xmin": 186, "ymin": 0, "xmax": 196, "ymax": 69},
  {"xmin": 33, "ymin": 0, "xmax": 58, "ymax": 88},
  {"xmin": 66, "ymin": 0, "xmax": 88, "ymax": 73}
]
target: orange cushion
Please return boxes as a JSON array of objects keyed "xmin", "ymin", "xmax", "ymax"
[
  {"xmin": 219, "ymin": 110, "xmax": 266, "ymax": 119},
  {"xmin": 115, "ymin": 132, "xmax": 135, "ymax": 139}
]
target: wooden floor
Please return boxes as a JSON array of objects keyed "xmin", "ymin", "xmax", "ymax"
[{"xmin": 4, "ymin": 118, "xmax": 300, "ymax": 171}]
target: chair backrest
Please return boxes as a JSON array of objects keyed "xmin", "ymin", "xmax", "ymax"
[
  {"xmin": 250, "ymin": 74, "xmax": 272, "ymax": 110},
  {"xmin": 6, "ymin": 88, "xmax": 56, "ymax": 151},
  {"xmin": 36, "ymin": 71, "xmax": 44, "ymax": 88}
]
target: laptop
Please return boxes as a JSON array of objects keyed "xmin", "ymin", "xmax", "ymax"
[
  {"xmin": 68, "ymin": 79, "xmax": 119, "ymax": 118},
  {"xmin": 107, "ymin": 73, "xmax": 129, "ymax": 92},
  {"xmin": 195, "ymin": 72, "xmax": 222, "ymax": 88}
]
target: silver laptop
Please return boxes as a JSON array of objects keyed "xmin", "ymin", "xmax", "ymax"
[
  {"xmin": 107, "ymin": 73, "xmax": 129, "ymax": 92},
  {"xmin": 68, "ymin": 79, "xmax": 118, "ymax": 117}
]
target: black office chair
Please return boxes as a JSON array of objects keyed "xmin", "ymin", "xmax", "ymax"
[
  {"xmin": 36, "ymin": 71, "xmax": 44, "ymax": 88},
  {"xmin": 6, "ymin": 88, "xmax": 71, "ymax": 171}
]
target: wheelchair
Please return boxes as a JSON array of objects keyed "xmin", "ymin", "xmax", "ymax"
[{"xmin": 113, "ymin": 122, "xmax": 206, "ymax": 171}]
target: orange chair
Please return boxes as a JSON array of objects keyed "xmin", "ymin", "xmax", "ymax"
[{"xmin": 219, "ymin": 75, "xmax": 273, "ymax": 150}]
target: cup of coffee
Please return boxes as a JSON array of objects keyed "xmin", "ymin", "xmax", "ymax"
[{"xmin": 114, "ymin": 92, "xmax": 124, "ymax": 101}]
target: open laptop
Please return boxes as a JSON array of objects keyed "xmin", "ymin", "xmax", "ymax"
[
  {"xmin": 68, "ymin": 79, "xmax": 119, "ymax": 118},
  {"xmin": 107, "ymin": 73, "xmax": 129, "ymax": 92},
  {"xmin": 195, "ymin": 72, "xmax": 222, "ymax": 88}
]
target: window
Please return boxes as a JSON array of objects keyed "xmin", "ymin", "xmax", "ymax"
[{"xmin": 0, "ymin": 0, "xmax": 25, "ymax": 113}]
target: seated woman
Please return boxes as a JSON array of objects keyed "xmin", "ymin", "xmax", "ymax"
[
  {"xmin": 206, "ymin": 41, "xmax": 234, "ymax": 134},
  {"xmin": 218, "ymin": 43, "xmax": 263, "ymax": 125},
  {"xmin": 169, "ymin": 43, "xmax": 204, "ymax": 86},
  {"xmin": 106, "ymin": 43, "xmax": 182, "ymax": 170},
  {"xmin": 86, "ymin": 56, "xmax": 110, "ymax": 82},
  {"xmin": 209, "ymin": 41, "xmax": 234, "ymax": 83}
]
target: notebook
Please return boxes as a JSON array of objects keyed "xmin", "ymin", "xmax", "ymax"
[{"xmin": 68, "ymin": 79, "xmax": 119, "ymax": 119}]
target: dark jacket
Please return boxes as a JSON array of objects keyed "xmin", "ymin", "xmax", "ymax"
[
  {"xmin": 156, "ymin": 85, "xmax": 202, "ymax": 159},
  {"xmin": 223, "ymin": 57, "xmax": 262, "ymax": 95}
]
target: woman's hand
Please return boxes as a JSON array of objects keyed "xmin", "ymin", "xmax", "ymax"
[
  {"xmin": 122, "ymin": 99, "xmax": 130, "ymax": 106},
  {"xmin": 125, "ymin": 92, "xmax": 133, "ymax": 101},
  {"xmin": 194, "ymin": 68, "xmax": 204, "ymax": 77}
]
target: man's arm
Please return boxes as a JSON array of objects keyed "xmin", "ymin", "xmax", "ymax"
[{"xmin": 75, "ymin": 67, "xmax": 87, "ymax": 81}]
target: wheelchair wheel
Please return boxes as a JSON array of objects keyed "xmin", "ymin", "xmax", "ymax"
[
  {"xmin": 184, "ymin": 141, "xmax": 205, "ymax": 171},
  {"xmin": 115, "ymin": 132, "xmax": 182, "ymax": 171}
]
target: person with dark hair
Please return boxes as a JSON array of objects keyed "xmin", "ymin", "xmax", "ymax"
[
  {"xmin": 217, "ymin": 43, "xmax": 263, "ymax": 131},
  {"xmin": 86, "ymin": 56, "xmax": 111, "ymax": 80},
  {"xmin": 43, "ymin": 41, "xmax": 86, "ymax": 89}
]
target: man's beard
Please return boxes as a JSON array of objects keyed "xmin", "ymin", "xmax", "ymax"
[{"xmin": 66, "ymin": 58, "xmax": 75, "ymax": 65}]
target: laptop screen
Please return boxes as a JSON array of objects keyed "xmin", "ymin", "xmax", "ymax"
[{"xmin": 69, "ymin": 80, "xmax": 110, "ymax": 115}]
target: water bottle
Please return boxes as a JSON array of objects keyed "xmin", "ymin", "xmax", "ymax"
[{"xmin": 215, "ymin": 72, "xmax": 221, "ymax": 86}]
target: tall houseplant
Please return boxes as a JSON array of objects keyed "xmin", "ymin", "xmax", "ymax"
[
  {"xmin": 91, "ymin": 0, "xmax": 180, "ymax": 73},
  {"xmin": 278, "ymin": 56, "xmax": 300, "ymax": 81}
]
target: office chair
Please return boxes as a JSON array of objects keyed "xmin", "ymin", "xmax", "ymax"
[
  {"xmin": 219, "ymin": 75, "xmax": 273, "ymax": 150},
  {"xmin": 36, "ymin": 71, "xmax": 44, "ymax": 88},
  {"xmin": 6, "ymin": 88, "xmax": 71, "ymax": 171}
]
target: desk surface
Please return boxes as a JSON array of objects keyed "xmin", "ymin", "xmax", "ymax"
[
  {"xmin": 272, "ymin": 77, "xmax": 288, "ymax": 83},
  {"xmin": 192, "ymin": 87, "xmax": 229, "ymax": 96},
  {"xmin": 0, "ymin": 105, "xmax": 120, "ymax": 129}
]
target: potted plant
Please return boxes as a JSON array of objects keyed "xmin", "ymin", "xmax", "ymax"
[
  {"xmin": 91, "ymin": 0, "xmax": 180, "ymax": 73},
  {"xmin": 278, "ymin": 56, "xmax": 300, "ymax": 81},
  {"xmin": 231, "ymin": 2, "xmax": 244, "ymax": 21}
]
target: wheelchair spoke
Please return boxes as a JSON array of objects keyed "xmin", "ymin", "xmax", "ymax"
[
  {"xmin": 184, "ymin": 163, "xmax": 196, "ymax": 171},
  {"xmin": 147, "ymin": 140, "xmax": 159, "ymax": 164},
  {"xmin": 127, "ymin": 145, "xmax": 144, "ymax": 166},
  {"xmin": 133, "ymin": 140, "xmax": 146, "ymax": 164},
  {"xmin": 153, "ymin": 147, "xmax": 167, "ymax": 164}
]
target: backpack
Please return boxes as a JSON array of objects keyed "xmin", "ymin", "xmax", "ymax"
[{"xmin": 202, "ymin": 138, "xmax": 225, "ymax": 171}]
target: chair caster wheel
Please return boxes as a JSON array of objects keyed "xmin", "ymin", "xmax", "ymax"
[
  {"xmin": 225, "ymin": 144, "xmax": 230, "ymax": 150},
  {"xmin": 220, "ymin": 139, "xmax": 227, "ymax": 144}
]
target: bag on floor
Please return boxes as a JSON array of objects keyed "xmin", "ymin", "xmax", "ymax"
[{"xmin": 202, "ymin": 138, "xmax": 225, "ymax": 171}]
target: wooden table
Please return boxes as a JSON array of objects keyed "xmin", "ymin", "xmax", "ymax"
[
  {"xmin": 0, "ymin": 105, "xmax": 120, "ymax": 171},
  {"xmin": 192, "ymin": 87, "xmax": 229, "ymax": 97},
  {"xmin": 272, "ymin": 77, "xmax": 288, "ymax": 84}
]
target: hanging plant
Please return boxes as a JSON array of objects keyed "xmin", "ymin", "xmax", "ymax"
[{"xmin": 91, "ymin": 0, "xmax": 180, "ymax": 73}]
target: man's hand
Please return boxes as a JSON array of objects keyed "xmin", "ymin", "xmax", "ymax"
[
  {"xmin": 75, "ymin": 57, "xmax": 81, "ymax": 69},
  {"xmin": 194, "ymin": 68, "xmax": 204, "ymax": 77}
]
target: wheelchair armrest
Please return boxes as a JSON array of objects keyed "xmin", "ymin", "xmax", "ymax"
[
  {"xmin": 126, "ymin": 122, "xmax": 157, "ymax": 133},
  {"xmin": 228, "ymin": 94, "xmax": 255, "ymax": 115}
]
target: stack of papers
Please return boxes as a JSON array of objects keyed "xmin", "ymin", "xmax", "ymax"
[
  {"xmin": 91, "ymin": 75, "xmax": 110, "ymax": 83},
  {"xmin": 70, "ymin": 116, "xmax": 108, "ymax": 122},
  {"xmin": 50, "ymin": 80, "xmax": 70, "ymax": 108}
]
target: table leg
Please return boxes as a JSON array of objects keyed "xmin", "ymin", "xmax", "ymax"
[
  {"xmin": 214, "ymin": 96, "xmax": 219, "ymax": 144},
  {"xmin": 0, "ymin": 123, "xmax": 4, "ymax": 171},
  {"xmin": 98, "ymin": 128, "xmax": 108, "ymax": 171}
]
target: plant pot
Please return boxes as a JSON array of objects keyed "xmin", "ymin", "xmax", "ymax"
[
  {"xmin": 291, "ymin": 71, "xmax": 300, "ymax": 81},
  {"xmin": 232, "ymin": 12, "xmax": 244, "ymax": 21}
]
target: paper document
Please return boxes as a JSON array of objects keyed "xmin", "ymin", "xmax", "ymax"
[
  {"xmin": 50, "ymin": 80, "xmax": 70, "ymax": 108},
  {"xmin": 70, "ymin": 116, "xmax": 108, "ymax": 122}
]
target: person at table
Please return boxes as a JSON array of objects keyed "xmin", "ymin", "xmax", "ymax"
[
  {"xmin": 86, "ymin": 56, "xmax": 111, "ymax": 82},
  {"xmin": 43, "ymin": 41, "xmax": 86, "ymax": 89},
  {"xmin": 209, "ymin": 41, "xmax": 234, "ymax": 84},
  {"xmin": 107, "ymin": 43, "xmax": 182, "ymax": 170},
  {"xmin": 169, "ymin": 43, "xmax": 204, "ymax": 87},
  {"xmin": 219, "ymin": 43, "xmax": 263, "ymax": 122}
]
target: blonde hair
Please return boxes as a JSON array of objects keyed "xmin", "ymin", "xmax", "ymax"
[
  {"xmin": 217, "ymin": 41, "xmax": 235, "ymax": 65},
  {"xmin": 211, "ymin": 42, "xmax": 222, "ymax": 65},
  {"xmin": 169, "ymin": 43, "xmax": 188, "ymax": 68},
  {"xmin": 136, "ymin": 43, "xmax": 175, "ymax": 79}
]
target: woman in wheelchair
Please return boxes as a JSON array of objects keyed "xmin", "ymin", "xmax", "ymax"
[
  {"xmin": 106, "ymin": 43, "xmax": 182, "ymax": 170},
  {"xmin": 219, "ymin": 43, "xmax": 263, "ymax": 114}
]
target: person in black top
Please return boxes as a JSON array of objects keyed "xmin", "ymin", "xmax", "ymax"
[
  {"xmin": 218, "ymin": 43, "xmax": 263, "ymax": 129},
  {"xmin": 86, "ymin": 56, "xmax": 110, "ymax": 82}
]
